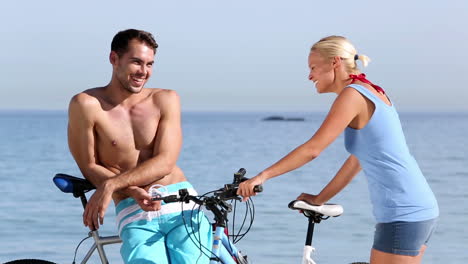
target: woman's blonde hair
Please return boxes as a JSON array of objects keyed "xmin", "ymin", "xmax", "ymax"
[{"xmin": 311, "ymin": 36, "xmax": 370, "ymax": 74}]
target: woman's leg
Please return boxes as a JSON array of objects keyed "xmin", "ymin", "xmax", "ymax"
[
  {"xmin": 370, "ymin": 245, "xmax": 427, "ymax": 264},
  {"xmin": 370, "ymin": 218, "xmax": 437, "ymax": 264}
]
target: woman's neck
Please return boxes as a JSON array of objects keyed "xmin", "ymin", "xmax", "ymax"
[{"xmin": 332, "ymin": 70, "xmax": 357, "ymax": 94}]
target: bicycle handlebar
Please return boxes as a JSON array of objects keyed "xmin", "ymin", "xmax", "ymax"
[
  {"xmin": 152, "ymin": 168, "xmax": 261, "ymax": 230},
  {"xmin": 151, "ymin": 168, "xmax": 262, "ymax": 203}
]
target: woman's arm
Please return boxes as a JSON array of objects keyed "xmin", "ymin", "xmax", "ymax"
[
  {"xmin": 238, "ymin": 87, "xmax": 366, "ymax": 199},
  {"xmin": 297, "ymin": 154, "xmax": 361, "ymax": 205}
]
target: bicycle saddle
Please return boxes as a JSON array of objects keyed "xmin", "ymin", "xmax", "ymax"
[
  {"xmin": 288, "ymin": 200, "xmax": 343, "ymax": 217},
  {"xmin": 53, "ymin": 173, "xmax": 96, "ymax": 197}
]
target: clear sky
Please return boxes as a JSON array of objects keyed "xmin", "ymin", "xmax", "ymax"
[{"xmin": 1, "ymin": 0, "xmax": 467, "ymax": 112}]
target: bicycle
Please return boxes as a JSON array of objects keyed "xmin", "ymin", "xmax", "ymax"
[
  {"xmin": 5, "ymin": 168, "xmax": 261, "ymax": 264},
  {"xmin": 288, "ymin": 200, "xmax": 369, "ymax": 264}
]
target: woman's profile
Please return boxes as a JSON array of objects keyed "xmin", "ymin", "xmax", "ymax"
[{"xmin": 238, "ymin": 36, "xmax": 439, "ymax": 264}]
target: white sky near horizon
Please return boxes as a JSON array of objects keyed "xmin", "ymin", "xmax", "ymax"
[{"xmin": 1, "ymin": 0, "xmax": 467, "ymax": 112}]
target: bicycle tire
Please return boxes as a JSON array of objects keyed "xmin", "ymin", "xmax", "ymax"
[{"xmin": 4, "ymin": 260, "xmax": 57, "ymax": 264}]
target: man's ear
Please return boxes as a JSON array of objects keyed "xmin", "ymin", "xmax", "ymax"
[{"xmin": 109, "ymin": 51, "xmax": 118, "ymax": 65}]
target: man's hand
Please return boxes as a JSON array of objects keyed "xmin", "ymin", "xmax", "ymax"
[
  {"xmin": 83, "ymin": 180, "xmax": 115, "ymax": 230},
  {"xmin": 129, "ymin": 187, "xmax": 162, "ymax": 211}
]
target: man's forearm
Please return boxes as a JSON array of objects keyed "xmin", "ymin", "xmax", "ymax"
[
  {"xmin": 109, "ymin": 155, "xmax": 173, "ymax": 191},
  {"xmin": 81, "ymin": 164, "xmax": 145, "ymax": 197}
]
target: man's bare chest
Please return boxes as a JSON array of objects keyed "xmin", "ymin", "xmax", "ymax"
[{"xmin": 94, "ymin": 107, "xmax": 161, "ymax": 157}]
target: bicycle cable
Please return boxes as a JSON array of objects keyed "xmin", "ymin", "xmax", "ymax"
[
  {"xmin": 180, "ymin": 191, "xmax": 225, "ymax": 264},
  {"xmin": 178, "ymin": 188, "xmax": 257, "ymax": 264},
  {"xmin": 231, "ymin": 198, "xmax": 255, "ymax": 244},
  {"xmin": 190, "ymin": 201, "xmax": 210, "ymax": 264},
  {"xmin": 72, "ymin": 235, "xmax": 92, "ymax": 264}
]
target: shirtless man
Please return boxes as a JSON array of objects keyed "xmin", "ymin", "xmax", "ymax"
[{"xmin": 68, "ymin": 29, "xmax": 211, "ymax": 264}]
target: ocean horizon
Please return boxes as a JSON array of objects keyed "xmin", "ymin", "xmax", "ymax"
[{"xmin": 0, "ymin": 110, "xmax": 467, "ymax": 263}]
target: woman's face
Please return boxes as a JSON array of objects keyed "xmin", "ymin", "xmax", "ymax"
[{"xmin": 308, "ymin": 51, "xmax": 335, "ymax": 93}]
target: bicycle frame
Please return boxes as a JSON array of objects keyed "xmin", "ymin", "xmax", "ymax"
[
  {"xmin": 211, "ymin": 226, "xmax": 247, "ymax": 264},
  {"xmin": 79, "ymin": 230, "xmax": 121, "ymax": 264},
  {"xmin": 77, "ymin": 221, "xmax": 244, "ymax": 264},
  {"xmin": 52, "ymin": 170, "xmax": 255, "ymax": 264}
]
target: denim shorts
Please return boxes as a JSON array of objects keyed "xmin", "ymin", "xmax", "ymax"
[{"xmin": 372, "ymin": 218, "xmax": 438, "ymax": 256}]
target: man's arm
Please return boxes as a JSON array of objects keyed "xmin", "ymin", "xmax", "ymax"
[
  {"xmin": 68, "ymin": 93, "xmax": 113, "ymax": 184},
  {"xmin": 68, "ymin": 93, "xmax": 152, "ymax": 211}
]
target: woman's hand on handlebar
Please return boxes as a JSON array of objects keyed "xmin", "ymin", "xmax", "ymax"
[{"xmin": 237, "ymin": 174, "xmax": 265, "ymax": 201}]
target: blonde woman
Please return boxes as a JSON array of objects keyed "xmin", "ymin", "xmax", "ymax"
[{"xmin": 238, "ymin": 36, "xmax": 439, "ymax": 264}]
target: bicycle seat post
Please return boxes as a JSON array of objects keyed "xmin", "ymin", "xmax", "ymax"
[
  {"xmin": 305, "ymin": 216, "xmax": 315, "ymax": 247},
  {"xmin": 305, "ymin": 211, "xmax": 323, "ymax": 246},
  {"xmin": 303, "ymin": 212, "xmax": 324, "ymax": 264},
  {"xmin": 78, "ymin": 192, "xmax": 88, "ymax": 209}
]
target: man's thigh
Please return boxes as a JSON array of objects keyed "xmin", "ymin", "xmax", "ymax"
[
  {"xmin": 166, "ymin": 213, "xmax": 213, "ymax": 264},
  {"xmin": 121, "ymin": 222, "xmax": 169, "ymax": 264}
]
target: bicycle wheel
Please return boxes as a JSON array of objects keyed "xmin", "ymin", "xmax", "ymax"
[{"xmin": 4, "ymin": 260, "xmax": 56, "ymax": 264}]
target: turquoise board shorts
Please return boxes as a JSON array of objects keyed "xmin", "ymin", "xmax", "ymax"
[{"xmin": 115, "ymin": 181, "xmax": 213, "ymax": 264}]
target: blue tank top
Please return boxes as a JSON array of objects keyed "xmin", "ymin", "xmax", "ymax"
[{"xmin": 344, "ymin": 84, "xmax": 439, "ymax": 223}]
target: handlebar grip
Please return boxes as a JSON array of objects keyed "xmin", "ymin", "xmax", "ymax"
[
  {"xmin": 152, "ymin": 194, "xmax": 179, "ymax": 202},
  {"xmin": 253, "ymin": 185, "xmax": 263, "ymax": 193},
  {"xmin": 235, "ymin": 168, "xmax": 246, "ymax": 177},
  {"xmin": 163, "ymin": 195, "xmax": 179, "ymax": 203}
]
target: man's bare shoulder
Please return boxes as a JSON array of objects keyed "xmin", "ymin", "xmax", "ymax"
[
  {"xmin": 148, "ymin": 88, "xmax": 179, "ymax": 99},
  {"xmin": 70, "ymin": 88, "xmax": 104, "ymax": 106},
  {"xmin": 141, "ymin": 88, "xmax": 181, "ymax": 117},
  {"xmin": 147, "ymin": 88, "xmax": 180, "ymax": 106},
  {"xmin": 69, "ymin": 87, "xmax": 106, "ymax": 118}
]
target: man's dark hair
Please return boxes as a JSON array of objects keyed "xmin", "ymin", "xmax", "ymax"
[{"xmin": 111, "ymin": 29, "xmax": 158, "ymax": 56}]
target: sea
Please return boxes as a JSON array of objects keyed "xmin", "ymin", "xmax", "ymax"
[{"xmin": 0, "ymin": 110, "xmax": 467, "ymax": 264}]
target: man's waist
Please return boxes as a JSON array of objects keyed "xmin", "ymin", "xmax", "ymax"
[{"xmin": 113, "ymin": 167, "xmax": 187, "ymax": 202}]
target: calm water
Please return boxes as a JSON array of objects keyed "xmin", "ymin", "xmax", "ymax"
[{"xmin": 0, "ymin": 111, "xmax": 467, "ymax": 264}]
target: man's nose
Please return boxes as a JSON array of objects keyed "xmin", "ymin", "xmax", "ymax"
[{"xmin": 137, "ymin": 65, "xmax": 148, "ymax": 75}]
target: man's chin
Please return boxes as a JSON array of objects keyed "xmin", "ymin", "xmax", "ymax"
[{"xmin": 125, "ymin": 86, "xmax": 144, "ymax": 94}]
